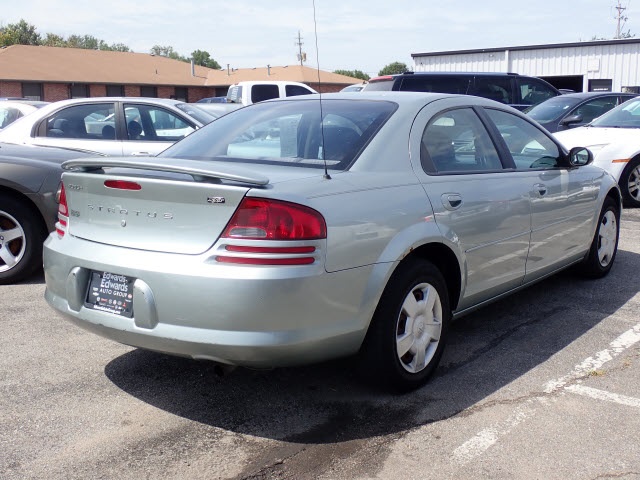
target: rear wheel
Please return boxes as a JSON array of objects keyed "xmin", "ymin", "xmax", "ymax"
[
  {"xmin": 0, "ymin": 195, "xmax": 46, "ymax": 284},
  {"xmin": 359, "ymin": 259, "xmax": 450, "ymax": 392},
  {"xmin": 579, "ymin": 197, "xmax": 619, "ymax": 278},
  {"xmin": 620, "ymin": 157, "xmax": 640, "ymax": 208}
]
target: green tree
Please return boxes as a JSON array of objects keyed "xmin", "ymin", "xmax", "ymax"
[
  {"xmin": 107, "ymin": 43, "xmax": 131, "ymax": 52},
  {"xmin": 333, "ymin": 69, "xmax": 370, "ymax": 81},
  {"xmin": 0, "ymin": 19, "xmax": 41, "ymax": 46},
  {"xmin": 150, "ymin": 45, "xmax": 187, "ymax": 61},
  {"xmin": 42, "ymin": 33, "xmax": 66, "ymax": 47},
  {"xmin": 66, "ymin": 34, "xmax": 100, "ymax": 50},
  {"xmin": 378, "ymin": 61, "xmax": 409, "ymax": 76},
  {"xmin": 191, "ymin": 49, "xmax": 221, "ymax": 69}
]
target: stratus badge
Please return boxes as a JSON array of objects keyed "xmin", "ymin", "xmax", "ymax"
[{"xmin": 207, "ymin": 197, "xmax": 226, "ymax": 204}]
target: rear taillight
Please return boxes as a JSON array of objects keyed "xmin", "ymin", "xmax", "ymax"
[
  {"xmin": 221, "ymin": 197, "xmax": 326, "ymax": 240},
  {"xmin": 217, "ymin": 197, "xmax": 326, "ymax": 265},
  {"xmin": 55, "ymin": 183, "xmax": 68, "ymax": 238}
]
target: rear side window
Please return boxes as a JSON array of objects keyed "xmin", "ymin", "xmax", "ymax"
[
  {"xmin": 251, "ymin": 85, "xmax": 280, "ymax": 103},
  {"xmin": 44, "ymin": 103, "xmax": 116, "ymax": 140},
  {"xmin": 399, "ymin": 75, "xmax": 473, "ymax": 94},
  {"xmin": 421, "ymin": 108, "xmax": 502, "ymax": 174},
  {"xmin": 471, "ymin": 76, "xmax": 512, "ymax": 104}
]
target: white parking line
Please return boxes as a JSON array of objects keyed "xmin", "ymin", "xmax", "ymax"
[
  {"xmin": 452, "ymin": 322, "xmax": 640, "ymax": 466},
  {"xmin": 565, "ymin": 385, "xmax": 640, "ymax": 409}
]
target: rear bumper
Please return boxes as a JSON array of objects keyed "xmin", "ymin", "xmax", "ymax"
[{"xmin": 43, "ymin": 234, "xmax": 380, "ymax": 368}]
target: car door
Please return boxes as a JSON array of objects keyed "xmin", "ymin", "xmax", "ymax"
[
  {"xmin": 121, "ymin": 103, "xmax": 197, "ymax": 156},
  {"xmin": 410, "ymin": 103, "xmax": 533, "ymax": 310},
  {"xmin": 35, "ymin": 101, "xmax": 123, "ymax": 155},
  {"xmin": 557, "ymin": 95, "xmax": 621, "ymax": 131},
  {"xmin": 482, "ymin": 108, "xmax": 600, "ymax": 282}
]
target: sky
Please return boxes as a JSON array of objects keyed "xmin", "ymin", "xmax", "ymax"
[{"xmin": 1, "ymin": 1, "xmax": 637, "ymax": 78}]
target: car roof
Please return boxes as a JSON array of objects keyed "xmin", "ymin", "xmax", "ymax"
[{"xmin": 555, "ymin": 92, "xmax": 637, "ymax": 99}]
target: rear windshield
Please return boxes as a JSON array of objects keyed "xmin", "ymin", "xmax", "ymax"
[
  {"xmin": 160, "ymin": 99, "xmax": 397, "ymax": 170},
  {"xmin": 363, "ymin": 79, "xmax": 395, "ymax": 91}
]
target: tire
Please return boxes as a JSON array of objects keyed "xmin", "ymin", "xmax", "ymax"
[
  {"xmin": 620, "ymin": 157, "xmax": 640, "ymax": 208},
  {"xmin": 579, "ymin": 197, "xmax": 619, "ymax": 278},
  {"xmin": 0, "ymin": 195, "xmax": 47, "ymax": 285},
  {"xmin": 359, "ymin": 259, "xmax": 450, "ymax": 393}
]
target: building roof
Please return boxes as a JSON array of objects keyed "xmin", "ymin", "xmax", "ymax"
[
  {"xmin": 412, "ymin": 38, "xmax": 640, "ymax": 58},
  {"xmin": 0, "ymin": 44, "xmax": 359, "ymax": 87}
]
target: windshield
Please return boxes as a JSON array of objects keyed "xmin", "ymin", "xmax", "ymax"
[
  {"xmin": 174, "ymin": 102, "xmax": 216, "ymax": 125},
  {"xmin": 591, "ymin": 97, "xmax": 640, "ymax": 128},
  {"xmin": 526, "ymin": 96, "xmax": 581, "ymax": 122},
  {"xmin": 160, "ymin": 99, "xmax": 397, "ymax": 170}
]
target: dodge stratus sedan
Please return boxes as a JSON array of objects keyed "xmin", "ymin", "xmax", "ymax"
[{"xmin": 43, "ymin": 92, "xmax": 621, "ymax": 391}]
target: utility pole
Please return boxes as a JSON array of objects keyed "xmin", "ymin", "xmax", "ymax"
[
  {"xmin": 614, "ymin": 1, "xmax": 628, "ymax": 39},
  {"xmin": 295, "ymin": 30, "xmax": 307, "ymax": 66}
]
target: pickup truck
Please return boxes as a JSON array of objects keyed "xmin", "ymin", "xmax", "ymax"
[{"xmin": 226, "ymin": 81, "xmax": 317, "ymax": 105}]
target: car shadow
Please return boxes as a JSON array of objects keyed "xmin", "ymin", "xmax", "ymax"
[{"xmin": 104, "ymin": 248, "xmax": 640, "ymax": 445}]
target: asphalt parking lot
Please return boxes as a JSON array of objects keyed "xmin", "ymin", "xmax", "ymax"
[{"xmin": 2, "ymin": 210, "xmax": 640, "ymax": 480}]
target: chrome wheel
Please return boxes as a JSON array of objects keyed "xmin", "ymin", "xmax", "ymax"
[
  {"xmin": 395, "ymin": 282, "xmax": 443, "ymax": 374},
  {"xmin": 0, "ymin": 210, "xmax": 26, "ymax": 274},
  {"xmin": 627, "ymin": 163, "xmax": 640, "ymax": 202},
  {"xmin": 597, "ymin": 210, "xmax": 617, "ymax": 267}
]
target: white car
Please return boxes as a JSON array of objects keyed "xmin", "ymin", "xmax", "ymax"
[
  {"xmin": 554, "ymin": 96, "xmax": 640, "ymax": 207},
  {"xmin": 0, "ymin": 97, "xmax": 215, "ymax": 156},
  {"xmin": 0, "ymin": 100, "xmax": 49, "ymax": 129}
]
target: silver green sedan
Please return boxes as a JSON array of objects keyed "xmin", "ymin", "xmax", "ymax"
[{"xmin": 43, "ymin": 92, "xmax": 621, "ymax": 392}]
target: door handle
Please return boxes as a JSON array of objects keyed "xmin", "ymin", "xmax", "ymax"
[
  {"xmin": 441, "ymin": 193, "xmax": 463, "ymax": 210},
  {"xmin": 534, "ymin": 183, "xmax": 547, "ymax": 196},
  {"xmin": 131, "ymin": 151, "xmax": 152, "ymax": 157}
]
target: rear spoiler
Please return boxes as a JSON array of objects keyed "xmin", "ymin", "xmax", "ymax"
[{"xmin": 62, "ymin": 157, "xmax": 269, "ymax": 186}]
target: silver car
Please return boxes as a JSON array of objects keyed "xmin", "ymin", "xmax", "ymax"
[
  {"xmin": 43, "ymin": 92, "xmax": 621, "ymax": 392},
  {"xmin": 0, "ymin": 97, "xmax": 215, "ymax": 156},
  {"xmin": 0, "ymin": 142, "xmax": 100, "ymax": 284}
]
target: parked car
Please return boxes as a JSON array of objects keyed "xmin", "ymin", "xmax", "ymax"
[
  {"xmin": 226, "ymin": 81, "xmax": 317, "ymax": 105},
  {"xmin": 44, "ymin": 92, "xmax": 620, "ymax": 392},
  {"xmin": 554, "ymin": 96, "xmax": 640, "ymax": 207},
  {"xmin": 0, "ymin": 142, "xmax": 101, "ymax": 284},
  {"xmin": 191, "ymin": 102, "xmax": 243, "ymax": 118},
  {"xmin": 340, "ymin": 84, "xmax": 366, "ymax": 92},
  {"xmin": 0, "ymin": 100, "xmax": 49, "ymax": 129},
  {"xmin": 526, "ymin": 92, "xmax": 638, "ymax": 132},
  {"xmin": 0, "ymin": 97, "xmax": 216, "ymax": 156},
  {"xmin": 363, "ymin": 72, "xmax": 561, "ymax": 110},
  {"xmin": 196, "ymin": 96, "xmax": 229, "ymax": 103}
]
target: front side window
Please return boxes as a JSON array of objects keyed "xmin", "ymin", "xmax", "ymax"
[
  {"xmin": 421, "ymin": 108, "xmax": 502, "ymax": 174},
  {"xmin": 570, "ymin": 97, "xmax": 618, "ymax": 124},
  {"xmin": 517, "ymin": 78, "xmax": 557, "ymax": 106},
  {"xmin": 123, "ymin": 104, "xmax": 195, "ymax": 141},
  {"xmin": 485, "ymin": 109, "xmax": 561, "ymax": 169},
  {"xmin": 44, "ymin": 103, "xmax": 116, "ymax": 140},
  {"xmin": 285, "ymin": 84, "xmax": 314, "ymax": 97},
  {"xmin": 161, "ymin": 99, "xmax": 397, "ymax": 170}
]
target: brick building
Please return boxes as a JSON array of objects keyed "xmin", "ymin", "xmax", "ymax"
[{"xmin": 0, "ymin": 45, "xmax": 360, "ymax": 102}]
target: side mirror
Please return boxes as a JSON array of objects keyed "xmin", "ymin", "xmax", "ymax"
[
  {"xmin": 569, "ymin": 146, "xmax": 593, "ymax": 166},
  {"xmin": 560, "ymin": 114, "xmax": 583, "ymax": 126}
]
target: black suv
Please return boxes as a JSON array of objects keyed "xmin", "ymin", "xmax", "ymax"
[{"xmin": 363, "ymin": 72, "xmax": 561, "ymax": 110}]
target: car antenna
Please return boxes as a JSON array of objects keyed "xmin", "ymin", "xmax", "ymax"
[{"xmin": 312, "ymin": 0, "xmax": 331, "ymax": 180}]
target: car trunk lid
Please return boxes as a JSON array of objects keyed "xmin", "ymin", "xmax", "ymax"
[{"xmin": 61, "ymin": 157, "xmax": 269, "ymax": 254}]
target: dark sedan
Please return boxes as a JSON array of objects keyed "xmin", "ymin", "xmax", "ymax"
[
  {"xmin": 526, "ymin": 92, "xmax": 638, "ymax": 133},
  {"xmin": 0, "ymin": 143, "xmax": 100, "ymax": 284}
]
